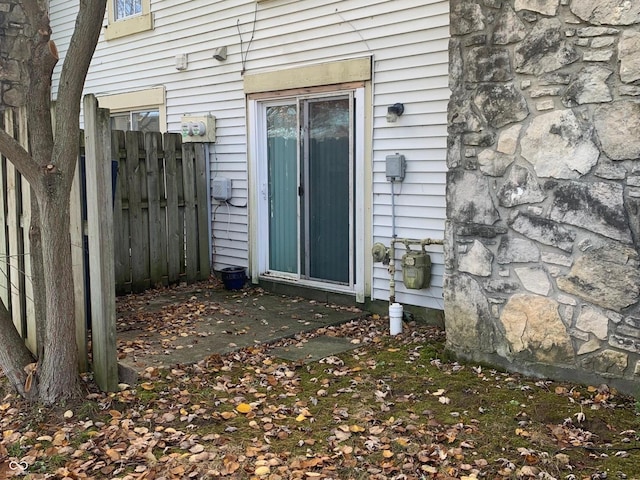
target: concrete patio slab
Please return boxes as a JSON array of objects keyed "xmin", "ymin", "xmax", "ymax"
[
  {"xmin": 116, "ymin": 283, "xmax": 366, "ymax": 373},
  {"xmin": 270, "ymin": 335, "xmax": 359, "ymax": 363}
]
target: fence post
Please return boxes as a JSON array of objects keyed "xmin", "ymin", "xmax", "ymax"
[{"xmin": 83, "ymin": 94, "xmax": 118, "ymax": 392}]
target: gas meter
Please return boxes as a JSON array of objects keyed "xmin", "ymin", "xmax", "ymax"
[{"xmin": 401, "ymin": 247, "xmax": 431, "ymax": 289}]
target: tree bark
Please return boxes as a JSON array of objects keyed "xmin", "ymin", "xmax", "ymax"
[
  {"xmin": 36, "ymin": 186, "xmax": 82, "ymax": 403},
  {"xmin": 29, "ymin": 195, "xmax": 46, "ymax": 361},
  {"xmin": 0, "ymin": 299, "xmax": 36, "ymax": 399}
]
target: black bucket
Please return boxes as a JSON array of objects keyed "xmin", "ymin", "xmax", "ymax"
[{"xmin": 220, "ymin": 267, "xmax": 247, "ymax": 290}]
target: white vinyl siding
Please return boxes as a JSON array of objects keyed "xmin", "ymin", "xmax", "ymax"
[{"xmin": 50, "ymin": 0, "xmax": 450, "ymax": 310}]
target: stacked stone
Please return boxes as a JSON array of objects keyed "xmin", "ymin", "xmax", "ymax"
[
  {"xmin": 445, "ymin": 0, "xmax": 640, "ymax": 394},
  {"xmin": 0, "ymin": 0, "xmax": 27, "ymax": 110}
]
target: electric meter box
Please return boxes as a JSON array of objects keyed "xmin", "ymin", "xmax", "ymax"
[
  {"xmin": 401, "ymin": 250, "xmax": 431, "ymax": 289},
  {"xmin": 181, "ymin": 115, "xmax": 216, "ymax": 143},
  {"xmin": 212, "ymin": 177, "xmax": 232, "ymax": 201}
]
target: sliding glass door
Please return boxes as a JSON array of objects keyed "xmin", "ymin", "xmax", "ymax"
[{"xmin": 264, "ymin": 94, "xmax": 354, "ymax": 285}]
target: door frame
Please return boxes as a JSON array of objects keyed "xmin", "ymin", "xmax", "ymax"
[{"xmin": 248, "ymin": 87, "xmax": 365, "ymax": 300}]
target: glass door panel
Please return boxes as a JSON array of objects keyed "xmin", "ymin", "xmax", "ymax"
[
  {"xmin": 262, "ymin": 95, "xmax": 353, "ymax": 286},
  {"xmin": 267, "ymin": 105, "xmax": 298, "ymax": 274},
  {"xmin": 303, "ymin": 97, "xmax": 351, "ymax": 284}
]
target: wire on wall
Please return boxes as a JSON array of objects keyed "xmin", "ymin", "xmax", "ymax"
[
  {"xmin": 224, "ymin": 199, "xmax": 247, "ymax": 208},
  {"xmin": 237, "ymin": 2, "xmax": 258, "ymax": 75},
  {"xmin": 334, "ymin": 8, "xmax": 372, "ymax": 53}
]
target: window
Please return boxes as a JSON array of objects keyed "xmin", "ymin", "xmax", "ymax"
[
  {"xmin": 97, "ymin": 87, "xmax": 166, "ymax": 133},
  {"xmin": 105, "ymin": 0, "xmax": 152, "ymax": 40},
  {"xmin": 111, "ymin": 110, "xmax": 159, "ymax": 133},
  {"xmin": 115, "ymin": 0, "xmax": 142, "ymax": 21}
]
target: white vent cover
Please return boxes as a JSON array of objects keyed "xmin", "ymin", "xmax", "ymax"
[{"xmin": 212, "ymin": 177, "xmax": 232, "ymax": 201}]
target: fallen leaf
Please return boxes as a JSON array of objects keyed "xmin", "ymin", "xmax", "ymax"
[
  {"xmin": 189, "ymin": 444, "xmax": 205, "ymax": 453},
  {"xmin": 254, "ymin": 465, "xmax": 270, "ymax": 475},
  {"xmin": 105, "ymin": 448, "xmax": 121, "ymax": 461}
]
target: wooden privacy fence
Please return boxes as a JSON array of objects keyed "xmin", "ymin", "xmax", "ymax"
[
  {"xmin": 0, "ymin": 107, "xmax": 36, "ymax": 354},
  {"xmin": 111, "ymin": 129, "xmax": 210, "ymax": 293},
  {"xmin": 0, "ymin": 95, "xmax": 211, "ymax": 391}
]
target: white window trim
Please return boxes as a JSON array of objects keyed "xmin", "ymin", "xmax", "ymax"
[
  {"xmin": 97, "ymin": 86, "xmax": 166, "ymax": 133},
  {"xmin": 104, "ymin": 0, "xmax": 153, "ymax": 41}
]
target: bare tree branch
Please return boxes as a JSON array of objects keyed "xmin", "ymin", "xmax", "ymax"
[
  {"xmin": 26, "ymin": 7, "xmax": 57, "ymax": 179},
  {"xmin": 53, "ymin": 0, "xmax": 107, "ymax": 189},
  {"xmin": 0, "ymin": 129, "xmax": 39, "ymax": 185}
]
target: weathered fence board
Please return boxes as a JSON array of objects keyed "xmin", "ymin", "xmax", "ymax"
[
  {"xmin": 164, "ymin": 134, "xmax": 181, "ymax": 284},
  {"xmin": 195, "ymin": 144, "xmax": 210, "ymax": 279},
  {"xmin": 125, "ymin": 131, "xmax": 149, "ymax": 292},
  {"xmin": 70, "ymin": 143, "xmax": 88, "ymax": 373},
  {"xmin": 16, "ymin": 108, "xmax": 35, "ymax": 352},
  {"xmin": 84, "ymin": 96, "xmax": 118, "ymax": 392},
  {"xmin": 112, "ymin": 131, "xmax": 127, "ymax": 288},
  {"xmin": 5, "ymin": 113, "xmax": 24, "ymax": 339},
  {"xmin": 0, "ymin": 137, "xmax": 8, "ymax": 312},
  {"xmin": 182, "ymin": 145, "xmax": 198, "ymax": 283},
  {"xmin": 145, "ymin": 132, "xmax": 165, "ymax": 286},
  {"xmin": 5, "ymin": 163, "xmax": 21, "ymax": 330}
]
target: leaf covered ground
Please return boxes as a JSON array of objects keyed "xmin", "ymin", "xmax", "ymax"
[{"xmin": 2, "ymin": 290, "xmax": 640, "ymax": 479}]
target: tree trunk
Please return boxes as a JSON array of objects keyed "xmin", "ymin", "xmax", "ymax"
[
  {"xmin": 0, "ymin": 299, "xmax": 36, "ymax": 399},
  {"xmin": 29, "ymin": 194, "xmax": 46, "ymax": 360},
  {"xmin": 36, "ymin": 185, "xmax": 81, "ymax": 403},
  {"xmin": 0, "ymin": 0, "xmax": 107, "ymax": 404}
]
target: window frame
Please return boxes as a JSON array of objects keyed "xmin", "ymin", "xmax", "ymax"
[
  {"xmin": 111, "ymin": 110, "xmax": 160, "ymax": 133},
  {"xmin": 104, "ymin": 0, "xmax": 153, "ymax": 41},
  {"xmin": 97, "ymin": 87, "xmax": 166, "ymax": 133},
  {"xmin": 114, "ymin": 0, "xmax": 143, "ymax": 21}
]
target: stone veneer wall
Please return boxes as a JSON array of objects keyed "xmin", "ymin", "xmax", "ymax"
[
  {"xmin": 444, "ymin": 0, "xmax": 640, "ymax": 395},
  {"xmin": 0, "ymin": 0, "xmax": 28, "ymax": 110}
]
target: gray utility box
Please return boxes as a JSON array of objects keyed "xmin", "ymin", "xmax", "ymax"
[
  {"xmin": 385, "ymin": 154, "xmax": 406, "ymax": 182},
  {"xmin": 212, "ymin": 177, "xmax": 232, "ymax": 201}
]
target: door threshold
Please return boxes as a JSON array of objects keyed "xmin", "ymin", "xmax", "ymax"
[{"xmin": 258, "ymin": 277, "xmax": 358, "ymax": 307}]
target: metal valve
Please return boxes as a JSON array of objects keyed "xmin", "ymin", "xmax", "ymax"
[{"xmin": 371, "ymin": 242, "xmax": 390, "ymax": 265}]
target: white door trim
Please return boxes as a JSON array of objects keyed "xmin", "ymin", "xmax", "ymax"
[
  {"xmin": 248, "ymin": 87, "xmax": 365, "ymax": 300},
  {"xmin": 354, "ymin": 87, "xmax": 365, "ymax": 302}
]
